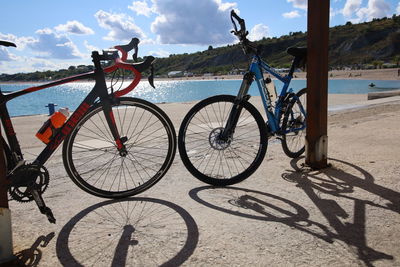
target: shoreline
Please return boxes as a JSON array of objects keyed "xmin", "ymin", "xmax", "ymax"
[
  {"xmin": 167, "ymin": 68, "xmax": 400, "ymax": 81},
  {"xmin": 1, "ymin": 68, "xmax": 400, "ymax": 84},
  {"xmin": 5, "ymin": 93, "xmax": 381, "ymax": 119}
]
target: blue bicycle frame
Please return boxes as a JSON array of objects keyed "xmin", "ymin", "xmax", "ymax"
[{"xmin": 236, "ymin": 54, "xmax": 301, "ymax": 134}]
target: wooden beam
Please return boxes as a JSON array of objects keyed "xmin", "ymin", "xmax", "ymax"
[
  {"xmin": 0, "ymin": 128, "xmax": 8, "ymax": 208},
  {"xmin": 305, "ymin": 0, "xmax": 330, "ymax": 169},
  {"xmin": 0, "ymin": 127, "xmax": 14, "ymax": 263}
]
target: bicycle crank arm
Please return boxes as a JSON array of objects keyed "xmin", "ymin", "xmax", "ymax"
[{"xmin": 29, "ymin": 188, "xmax": 56, "ymax": 224}]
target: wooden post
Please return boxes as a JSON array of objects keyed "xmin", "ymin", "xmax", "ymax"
[
  {"xmin": 305, "ymin": 0, "xmax": 330, "ymax": 169},
  {"xmin": 0, "ymin": 128, "xmax": 14, "ymax": 263}
]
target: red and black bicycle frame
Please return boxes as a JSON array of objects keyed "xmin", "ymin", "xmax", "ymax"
[{"xmin": 0, "ymin": 49, "xmax": 142, "ymax": 170}]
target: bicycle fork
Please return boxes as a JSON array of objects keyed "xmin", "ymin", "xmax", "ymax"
[
  {"xmin": 220, "ymin": 72, "xmax": 253, "ymax": 141},
  {"xmin": 101, "ymin": 97, "xmax": 128, "ymax": 156}
]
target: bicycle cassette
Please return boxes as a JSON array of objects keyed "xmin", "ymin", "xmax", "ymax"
[{"xmin": 8, "ymin": 164, "xmax": 49, "ymax": 203}]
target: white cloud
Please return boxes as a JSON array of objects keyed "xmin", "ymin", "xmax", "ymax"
[
  {"xmin": 149, "ymin": 49, "xmax": 170, "ymax": 57},
  {"xmin": 330, "ymin": 7, "xmax": 341, "ymax": 18},
  {"xmin": 342, "ymin": 0, "xmax": 362, "ymax": 17},
  {"xmin": 0, "ymin": 33, "xmax": 35, "ymax": 50},
  {"xmin": 128, "ymin": 0, "xmax": 154, "ymax": 17},
  {"xmin": 342, "ymin": 0, "xmax": 391, "ymax": 23},
  {"xmin": 283, "ymin": 10, "xmax": 301, "ymax": 18},
  {"xmin": 0, "ymin": 56, "xmax": 64, "ymax": 74},
  {"xmin": 55, "ymin": 20, "xmax": 94, "ymax": 35},
  {"xmin": 248, "ymin": 24, "xmax": 270, "ymax": 41},
  {"xmin": 150, "ymin": 0, "xmax": 236, "ymax": 45},
  {"xmin": 215, "ymin": 0, "xmax": 237, "ymax": 11},
  {"xmin": 27, "ymin": 28, "xmax": 83, "ymax": 59},
  {"xmin": 287, "ymin": 0, "xmax": 307, "ymax": 10},
  {"xmin": 357, "ymin": 0, "xmax": 391, "ymax": 20},
  {"xmin": 0, "ymin": 47, "xmax": 15, "ymax": 61},
  {"xmin": 84, "ymin": 40, "xmax": 100, "ymax": 54},
  {"xmin": 95, "ymin": 10, "xmax": 146, "ymax": 41}
]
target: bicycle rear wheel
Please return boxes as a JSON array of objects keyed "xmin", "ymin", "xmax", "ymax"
[
  {"xmin": 281, "ymin": 88, "xmax": 307, "ymax": 158},
  {"xmin": 63, "ymin": 97, "xmax": 176, "ymax": 198},
  {"xmin": 178, "ymin": 95, "xmax": 268, "ymax": 186}
]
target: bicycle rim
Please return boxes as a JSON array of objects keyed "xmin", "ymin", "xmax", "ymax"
[
  {"xmin": 179, "ymin": 95, "xmax": 267, "ymax": 186},
  {"xmin": 63, "ymin": 97, "xmax": 176, "ymax": 198},
  {"xmin": 282, "ymin": 89, "xmax": 306, "ymax": 158}
]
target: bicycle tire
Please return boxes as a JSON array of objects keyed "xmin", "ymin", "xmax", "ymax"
[
  {"xmin": 281, "ymin": 88, "xmax": 307, "ymax": 158},
  {"xmin": 63, "ymin": 97, "xmax": 176, "ymax": 198},
  {"xmin": 178, "ymin": 95, "xmax": 268, "ymax": 186}
]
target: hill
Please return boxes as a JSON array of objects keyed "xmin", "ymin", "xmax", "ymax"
[{"xmin": 1, "ymin": 14, "xmax": 399, "ymax": 81}]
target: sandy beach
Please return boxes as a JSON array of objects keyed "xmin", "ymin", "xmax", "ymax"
[
  {"xmin": 161, "ymin": 68, "xmax": 400, "ymax": 81},
  {"xmin": 1, "ymin": 92, "xmax": 399, "ymax": 266}
]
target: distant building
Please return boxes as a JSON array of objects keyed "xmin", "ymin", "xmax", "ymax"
[{"xmin": 167, "ymin": 71, "xmax": 183, "ymax": 78}]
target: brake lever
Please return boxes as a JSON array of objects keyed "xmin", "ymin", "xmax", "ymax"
[
  {"xmin": 148, "ymin": 65, "xmax": 155, "ymax": 88},
  {"xmin": 132, "ymin": 49, "xmax": 138, "ymax": 62}
]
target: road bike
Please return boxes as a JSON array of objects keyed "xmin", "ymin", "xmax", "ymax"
[
  {"xmin": 178, "ymin": 11, "xmax": 307, "ymax": 186},
  {"xmin": 0, "ymin": 38, "xmax": 176, "ymax": 223}
]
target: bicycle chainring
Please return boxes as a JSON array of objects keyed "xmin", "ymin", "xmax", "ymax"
[{"xmin": 8, "ymin": 164, "xmax": 50, "ymax": 203}]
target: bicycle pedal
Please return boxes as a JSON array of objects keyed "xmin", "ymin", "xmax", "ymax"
[
  {"xmin": 29, "ymin": 187, "xmax": 56, "ymax": 224},
  {"xmin": 40, "ymin": 207, "xmax": 56, "ymax": 224}
]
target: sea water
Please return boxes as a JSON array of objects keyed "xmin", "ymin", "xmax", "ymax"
[{"xmin": 1, "ymin": 79, "xmax": 399, "ymax": 117}]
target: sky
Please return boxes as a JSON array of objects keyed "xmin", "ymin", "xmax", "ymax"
[{"xmin": 1, "ymin": 0, "xmax": 399, "ymax": 74}]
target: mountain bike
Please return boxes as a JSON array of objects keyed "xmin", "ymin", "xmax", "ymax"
[
  {"xmin": 0, "ymin": 38, "xmax": 176, "ymax": 223},
  {"xmin": 178, "ymin": 10, "xmax": 307, "ymax": 186}
]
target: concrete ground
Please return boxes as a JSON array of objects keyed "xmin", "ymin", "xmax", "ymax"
[{"xmin": 1, "ymin": 94, "xmax": 400, "ymax": 266}]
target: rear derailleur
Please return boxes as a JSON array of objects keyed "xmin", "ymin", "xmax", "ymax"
[{"xmin": 7, "ymin": 163, "xmax": 56, "ymax": 223}]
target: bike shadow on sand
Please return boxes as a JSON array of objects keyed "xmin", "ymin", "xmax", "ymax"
[
  {"xmin": 55, "ymin": 197, "xmax": 198, "ymax": 267},
  {"xmin": 1, "ymin": 232, "xmax": 55, "ymax": 267},
  {"xmin": 281, "ymin": 157, "xmax": 399, "ymax": 267},
  {"xmin": 189, "ymin": 185, "xmax": 334, "ymax": 243},
  {"xmin": 188, "ymin": 157, "xmax": 399, "ymax": 267}
]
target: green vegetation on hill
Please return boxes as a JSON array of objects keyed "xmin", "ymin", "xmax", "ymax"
[{"xmin": 1, "ymin": 14, "xmax": 399, "ymax": 81}]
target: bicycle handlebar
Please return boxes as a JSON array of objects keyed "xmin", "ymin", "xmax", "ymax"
[
  {"xmin": 0, "ymin": 40, "xmax": 17, "ymax": 47},
  {"xmin": 114, "ymin": 37, "xmax": 139, "ymax": 61},
  {"xmin": 230, "ymin": 10, "xmax": 258, "ymax": 55},
  {"xmin": 93, "ymin": 38, "xmax": 156, "ymax": 96},
  {"xmin": 230, "ymin": 10, "xmax": 247, "ymax": 39}
]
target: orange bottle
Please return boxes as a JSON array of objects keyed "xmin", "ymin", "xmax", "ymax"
[{"xmin": 36, "ymin": 108, "xmax": 69, "ymax": 144}]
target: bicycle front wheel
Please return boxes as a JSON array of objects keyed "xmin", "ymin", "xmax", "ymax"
[
  {"xmin": 178, "ymin": 95, "xmax": 268, "ymax": 186},
  {"xmin": 281, "ymin": 88, "xmax": 307, "ymax": 158},
  {"xmin": 63, "ymin": 97, "xmax": 176, "ymax": 198}
]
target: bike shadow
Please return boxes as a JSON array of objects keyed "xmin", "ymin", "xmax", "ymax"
[
  {"xmin": 1, "ymin": 232, "xmax": 55, "ymax": 267},
  {"xmin": 189, "ymin": 185, "xmax": 334, "ymax": 243},
  {"xmin": 56, "ymin": 197, "xmax": 198, "ymax": 267},
  {"xmin": 282, "ymin": 157, "xmax": 399, "ymax": 266}
]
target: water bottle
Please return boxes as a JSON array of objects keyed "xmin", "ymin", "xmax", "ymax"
[
  {"xmin": 36, "ymin": 107, "xmax": 69, "ymax": 144},
  {"xmin": 265, "ymin": 77, "xmax": 277, "ymax": 103}
]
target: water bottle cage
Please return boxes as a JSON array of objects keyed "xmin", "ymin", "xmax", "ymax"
[{"xmin": 48, "ymin": 124, "xmax": 59, "ymax": 141}]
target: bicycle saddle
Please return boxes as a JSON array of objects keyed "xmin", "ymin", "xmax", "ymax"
[
  {"xmin": 0, "ymin": 40, "xmax": 16, "ymax": 47},
  {"xmin": 286, "ymin": 47, "xmax": 307, "ymax": 58}
]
